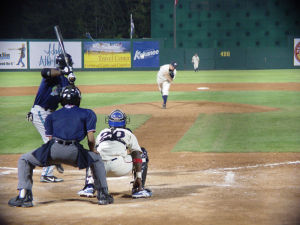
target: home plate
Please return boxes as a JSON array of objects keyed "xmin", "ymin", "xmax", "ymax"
[{"xmin": 197, "ymin": 87, "xmax": 209, "ymax": 90}]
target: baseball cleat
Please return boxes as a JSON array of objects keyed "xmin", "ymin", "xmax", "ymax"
[
  {"xmin": 132, "ymin": 188, "xmax": 152, "ymax": 199},
  {"xmin": 8, "ymin": 190, "xmax": 33, "ymax": 207},
  {"xmin": 40, "ymin": 175, "xmax": 64, "ymax": 183},
  {"xmin": 97, "ymin": 188, "xmax": 114, "ymax": 205},
  {"xmin": 77, "ymin": 185, "xmax": 96, "ymax": 198},
  {"xmin": 98, "ymin": 193, "xmax": 114, "ymax": 205},
  {"xmin": 162, "ymin": 104, "xmax": 166, "ymax": 109}
]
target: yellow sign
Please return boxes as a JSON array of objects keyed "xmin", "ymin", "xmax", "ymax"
[{"xmin": 84, "ymin": 52, "xmax": 131, "ymax": 68}]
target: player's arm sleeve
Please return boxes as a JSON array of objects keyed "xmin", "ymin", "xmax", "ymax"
[
  {"xmin": 41, "ymin": 68, "xmax": 62, "ymax": 79},
  {"xmin": 130, "ymin": 134, "xmax": 142, "ymax": 153},
  {"xmin": 41, "ymin": 68, "xmax": 52, "ymax": 79},
  {"xmin": 44, "ymin": 114, "xmax": 53, "ymax": 138},
  {"xmin": 86, "ymin": 109, "xmax": 97, "ymax": 133}
]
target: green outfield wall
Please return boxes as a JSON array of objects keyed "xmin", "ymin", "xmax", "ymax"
[{"xmin": 159, "ymin": 46, "xmax": 295, "ymax": 70}]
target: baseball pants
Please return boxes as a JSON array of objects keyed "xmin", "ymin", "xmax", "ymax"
[
  {"xmin": 17, "ymin": 142, "xmax": 108, "ymax": 191},
  {"xmin": 104, "ymin": 155, "xmax": 133, "ymax": 177},
  {"xmin": 157, "ymin": 80, "xmax": 171, "ymax": 96},
  {"xmin": 31, "ymin": 105, "xmax": 55, "ymax": 177}
]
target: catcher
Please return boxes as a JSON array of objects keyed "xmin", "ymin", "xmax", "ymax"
[
  {"xmin": 77, "ymin": 109, "xmax": 152, "ymax": 198},
  {"xmin": 156, "ymin": 61, "xmax": 178, "ymax": 109}
]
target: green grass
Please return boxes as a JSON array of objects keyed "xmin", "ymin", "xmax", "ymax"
[
  {"xmin": 173, "ymin": 111, "xmax": 300, "ymax": 152},
  {"xmin": 0, "ymin": 69, "xmax": 300, "ymax": 154},
  {"xmin": 0, "ymin": 69, "xmax": 300, "ymax": 87}
]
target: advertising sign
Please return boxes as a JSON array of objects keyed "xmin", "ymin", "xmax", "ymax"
[
  {"xmin": 0, "ymin": 41, "xmax": 28, "ymax": 69},
  {"xmin": 84, "ymin": 41, "xmax": 131, "ymax": 68},
  {"xmin": 133, "ymin": 41, "xmax": 159, "ymax": 67},
  {"xmin": 29, "ymin": 41, "xmax": 82, "ymax": 69},
  {"xmin": 294, "ymin": 38, "xmax": 300, "ymax": 66}
]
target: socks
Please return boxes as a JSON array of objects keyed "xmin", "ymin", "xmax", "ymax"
[{"xmin": 162, "ymin": 95, "xmax": 168, "ymax": 105}]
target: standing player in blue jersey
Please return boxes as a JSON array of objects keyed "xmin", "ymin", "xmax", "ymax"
[
  {"xmin": 8, "ymin": 85, "xmax": 113, "ymax": 207},
  {"xmin": 26, "ymin": 53, "xmax": 76, "ymax": 183}
]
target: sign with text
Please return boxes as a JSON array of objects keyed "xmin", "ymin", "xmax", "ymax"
[
  {"xmin": 294, "ymin": 38, "xmax": 300, "ymax": 66},
  {"xmin": 84, "ymin": 41, "xmax": 131, "ymax": 68},
  {"xmin": 29, "ymin": 41, "xmax": 82, "ymax": 69},
  {"xmin": 132, "ymin": 41, "xmax": 159, "ymax": 67},
  {"xmin": 0, "ymin": 41, "xmax": 28, "ymax": 69}
]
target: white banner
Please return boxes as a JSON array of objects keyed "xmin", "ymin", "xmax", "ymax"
[
  {"xmin": 0, "ymin": 41, "xmax": 28, "ymax": 69},
  {"xmin": 29, "ymin": 41, "xmax": 82, "ymax": 69},
  {"xmin": 294, "ymin": 38, "xmax": 300, "ymax": 66}
]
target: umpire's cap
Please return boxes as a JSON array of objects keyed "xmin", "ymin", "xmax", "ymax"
[{"xmin": 171, "ymin": 61, "xmax": 178, "ymax": 69}]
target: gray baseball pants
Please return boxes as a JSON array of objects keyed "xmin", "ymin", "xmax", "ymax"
[{"xmin": 17, "ymin": 142, "xmax": 108, "ymax": 191}]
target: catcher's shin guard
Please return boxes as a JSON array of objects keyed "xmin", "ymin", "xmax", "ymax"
[{"xmin": 141, "ymin": 147, "xmax": 149, "ymax": 187}]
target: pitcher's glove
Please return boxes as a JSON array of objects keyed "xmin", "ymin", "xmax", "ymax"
[
  {"xmin": 26, "ymin": 112, "xmax": 33, "ymax": 122},
  {"xmin": 169, "ymin": 70, "xmax": 174, "ymax": 79}
]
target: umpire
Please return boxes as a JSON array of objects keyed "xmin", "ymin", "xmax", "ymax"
[{"xmin": 8, "ymin": 85, "xmax": 113, "ymax": 207}]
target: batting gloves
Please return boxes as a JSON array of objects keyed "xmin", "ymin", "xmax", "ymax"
[{"xmin": 67, "ymin": 73, "xmax": 76, "ymax": 84}]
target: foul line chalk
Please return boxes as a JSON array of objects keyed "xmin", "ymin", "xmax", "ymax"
[
  {"xmin": 1, "ymin": 161, "xmax": 300, "ymax": 177},
  {"xmin": 205, "ymin": 160, "xmax": 300, "ymax": 173}
]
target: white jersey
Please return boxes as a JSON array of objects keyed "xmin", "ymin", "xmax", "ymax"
[
  {"xmin": 157, "ymin": 64, "xmax": 177, "ymax": 83},
  {"xmin": 96, "ymin": 127, "xmax": 142, "ymax": 161},
  {"xmin": 192, "ymin": 55, "xmax": 199, "ymax": 68}
]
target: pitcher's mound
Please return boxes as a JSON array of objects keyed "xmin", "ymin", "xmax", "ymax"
[{"xmin": 93, "ymin": 101, "xmax": 278, "ymax": 116}]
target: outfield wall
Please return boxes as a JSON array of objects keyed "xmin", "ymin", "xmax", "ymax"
[{"xmin": 0, "ymin": 39, "xmax": 299, "ymax": 70}]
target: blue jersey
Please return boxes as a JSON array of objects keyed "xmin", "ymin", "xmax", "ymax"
[
  {"xmin": 33, "ymin": 75, "xmax": 69, "ymax": 111},
  {"xmin": 44, "ymin": 105, "xmax": 97, "ymax": 142}
]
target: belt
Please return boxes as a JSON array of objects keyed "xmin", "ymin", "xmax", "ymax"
[
  {"xmin": 44, "ymin": 107, "xmax": 54, "ymax": 112},
  {"xmin": 111, "ymin": 158, "xmax": 117, "ymax": 161},
  {"xmin": 55, "ymin": 139, "xmax": 76, "ymax": 146}
]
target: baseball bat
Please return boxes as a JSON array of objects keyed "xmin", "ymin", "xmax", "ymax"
[
  {"xmin": 54, "ymin": 25, "xmax": 71, "ymax": 68},
  {"xmin": 86, "ymin": 32, "xmax": 96, "ymax": 42}
]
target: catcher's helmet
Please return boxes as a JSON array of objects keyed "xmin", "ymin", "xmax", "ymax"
[
  {"xmin": 60, "ymin": 85, "xmax": 81, "ymax": 107},
  {"xmin": 106, "ymin": 109, "xmax": 130, "ymax": 128},
  {"xmin": 56, "ymin": 53, "xmax": 73, "ymax": 69}
]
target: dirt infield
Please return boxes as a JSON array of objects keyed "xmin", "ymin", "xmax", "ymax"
[{"xmin": 1, "ymin": 83, "xmax": 300, "ymax": 225}]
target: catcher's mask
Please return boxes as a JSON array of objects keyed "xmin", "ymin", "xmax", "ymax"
[
  {"xmin": 106, "ymin": 109, "xmax": 130, "ymax": 128},
  {"xmin": 60, "ymin": 85, "xmax": 81, "ymax": 107},
  {"xmin": 56, "ymin": 53, "xmax": 73, "ymax": 69}
]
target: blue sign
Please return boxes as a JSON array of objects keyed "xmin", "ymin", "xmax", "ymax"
[{"xmin": 133, "ymin": 41, "xmax": 159, "ymax": 67}]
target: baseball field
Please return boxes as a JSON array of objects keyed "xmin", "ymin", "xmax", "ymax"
[{"xmin": 1, "ymin": 69, "xmax": 300, "ymax": 225}]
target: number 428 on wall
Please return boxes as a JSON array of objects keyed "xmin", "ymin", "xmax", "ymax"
[{"xmin": 220, "ymin": 51, "xmax": 231, "ymax": 57}]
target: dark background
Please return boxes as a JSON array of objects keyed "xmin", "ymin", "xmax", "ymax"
[{"xmin": 0, "ymin": 0, "xmax": 151, "ymax": 39}]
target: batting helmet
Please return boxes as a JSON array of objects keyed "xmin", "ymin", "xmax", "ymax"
[
  {"xmin": 60, "ymin": 85, "xmax": 81, "ymax": 107},
  {"xmin": 106, "ymin": 109, "xmax": 130, "ymax": 128},
  {"xmin": 56, "ymin": 53, "xmax": 73, "ymax": 69}
]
